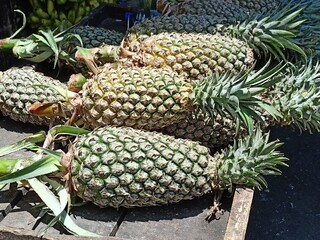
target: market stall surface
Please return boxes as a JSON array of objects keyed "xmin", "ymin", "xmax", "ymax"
[{"xmin": 247, "ymin": 127, "xmax": 320, "ymax": 240}]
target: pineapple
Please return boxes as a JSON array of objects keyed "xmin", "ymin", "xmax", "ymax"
[
  {"xmin": 163, "ymin": 60, "xmax": 320, "ymax": 149},
  {"xmin": 129, "ymin": 33, "xmax": 254, "ymax": 79},
  {"xmin": 70, "ymin": 26, "xmax": 124, "ymax": 48},
  {"xmin": 162, "ymin": 112, "xmax": 246, "ymax": 149},
  {"xmin": 157, "ymin": 0, "xmax": 281, "ymax": 16},
  {"xmin": 0, "ymin": 125, "xmax": 287, "ymax": 235},
  {"xmin": 78, "ymin": 33, "xmax": 255, "ymax": 80},
  {"xmin": 233, "ymin": 0, "xmax": 281, "ymax": 13},
  {"xmin": 29, "ymin": 64, "xmax": 280, "ymax": 132},
  {"xmin": 0, "ymin": 67, "xmax": 69, "ymax": 126},
  {"xmin": 125, "ymin": 8, "xmax": 305, "ymax": 60},
  {"xmin": 70, "ymin": 127, "xmax": 286, "ymax": 208},
  {"xmin": 76, "ymin": 5, "xmax": 306, "ymax": 77}
]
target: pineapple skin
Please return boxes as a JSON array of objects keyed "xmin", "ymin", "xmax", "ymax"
[
  {"xmin": 158, "ymin": 0, "xmax": 281, "ymax": 16},
  {"xmin": 81, "ymin": 66, "xmax": 193, "ymax": 130},
  {"xmin": 71, "ymin": 126, "xmax": 217, "ymax": 208},
  {"xmin": 71, "ymin": 26, "xmax": 125, "ymax": 48},
  {"xmin": 127, "ymin": 32, "xmax": 254, "ymax": 80},
  {"xmin": 162, "ymin": 112, "xmax": 247, "ymax": 149},
  {"xmin": 229, "ymin": 0, "xmax": 281, "ymax": 13},
  {"xmin": 126, "ymin": 15, "xmax": 228, "ymax": 44},
  {"xmin": 0, "ymin": 67, "xmax": 66, "ymax": 126}
]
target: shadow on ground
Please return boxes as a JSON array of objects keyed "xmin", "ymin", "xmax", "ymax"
[{"xmin": 246, "ymin": 127, "xmax": 320, "ymax": 240}]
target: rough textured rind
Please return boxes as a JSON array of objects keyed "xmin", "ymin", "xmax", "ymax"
[
  {"xmin": 127, "ymin": 32, "xmax": 254, "ymax": 80},
  {"xmin": 163, "ymin": 112, "xmax": 247, "ymax": 149},
  {"xmin": 71, "ymin": 26, "xmax": 125, "ymax": 48},
  {"xmin": 71, "ymin": 126, "xmax": 216, "ymax": 208},
  {"xmin": 81, "ymin": 66, "xmax": 193, "ymax": 130},
  {"xmin": 157, "ymin": 0, "xmax": 281, "ymax": 16},
  {"xmin": 0, "ymin": 67, "xmax": 67, "ymax": 126}
]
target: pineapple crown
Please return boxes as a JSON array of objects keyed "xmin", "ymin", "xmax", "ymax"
[
  {"xmin": 215, "ymin": 128, "xmax": 288, "ymax": 191},
  {"xmin": 223, "ymin": 3, "xmax": 306, "ymax": 59},
  {"xmin": 12, "ymin": 28, "xmax": 83, "ymax": 69},
  {"xmin": 288, "ymin": 0, "xmax": 320, "ymax": 58},
  {"xmin": 268, "ymin": 60, "xmax": 320, "ymax": 132},
  {"xmin": 191, "ymin": 61, "xmax": 283, "ymax": 133}
]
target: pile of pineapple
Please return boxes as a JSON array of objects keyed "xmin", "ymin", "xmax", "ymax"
[{"xmin": 0, "ymin": 0, "xmax": 320, "ymax": 237}]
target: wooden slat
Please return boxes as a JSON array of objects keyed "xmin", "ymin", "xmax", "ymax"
[
  {"xmin": 0, "ymin": 190, "xmax": 126, "ymax": 239},
  {"xmin": 0, "ymin": 184, "xmax": 25, "ymax": 221},
  {"xmin": 0, "ymin": 226, "xmax": 126, "ymax": 240},
  {"xmin": 224, "ymin": 187, "xmax": 254, "ymax": 240}
]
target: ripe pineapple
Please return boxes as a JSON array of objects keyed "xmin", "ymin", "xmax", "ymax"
[
  {"xmin": 77, "ymin": 5, "xmax": 306, "ymax": 77},
  {"xmin": 80, "ymin": 66, "xmax": 193, "ymax": 130},
  {"xmin": 0, "ymin": 67, "xmax": 69, "ymax": 126},
  {"xmin": 125, "ymin": 8, "xmax": 305, "ymax": 60},
  {"xmin": 79, "ymin": 33, "xmax": 255, "ymax": 80},
  {"xmin": 130, "ymin": 33, "xmax": 254, "ymax": 79},
  {"xmin": 33, "ymin": 64, "xmax": 278, "ymax": 132}
]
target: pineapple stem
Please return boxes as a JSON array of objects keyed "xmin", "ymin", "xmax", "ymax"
[
  {"xmin": 0, "ymin": 159, "xmax": 26, "ymax": 176},
  {"xmin": 75, "ymin": 45, "xmax": 121, "ymax": 74},
  {"xmin": 206, "ymin": 187, "xmax": 224, "ymax": 220},
  {"xmin": 0, "ymin": 39, "xmax": 19, "ymax": 52},
  {"xmin": 0, "ymin": 9, "xmax": 27, "ymax": 51},
  {"xmin": 68, "ymin": 73, "xmax": 87, "ymax": 93}
]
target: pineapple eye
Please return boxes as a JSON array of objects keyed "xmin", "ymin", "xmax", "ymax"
[
  {"xmin": 91, "ymin": 143, "xmax": 107, "ymax": 154},
  {"xmin": 85, "ymin": 135, "xmax": 99, "ymax": 146}
]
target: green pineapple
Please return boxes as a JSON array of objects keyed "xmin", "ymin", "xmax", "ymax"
[
  {"xmin": 70, "ymin": 26, "xmax": 124, "ymax": 48},
  {"xmin": 0, "ymin": 125, "xmax": 287, "ymax": 236},
  {"xmin": 163, "ymin": 60, "xmax": 320, "ymax": 149},
  {"xmin": 157, "ymin": 0, "xmax": 281, "ymax": 16},
  {"xmin": 0, "ymin": 67, "xmax": 69, "ymax": 126},
  {"xmin": 71, "ymin": 127, "xmax": 286, "ymax": 208},
  {"xmin": 162, "ymin": 112, "xmax": 246, "ymax": 149}
]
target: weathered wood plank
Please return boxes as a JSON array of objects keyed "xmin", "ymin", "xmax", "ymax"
[
  {"xmin": 224, "ymin": 187, "xmax": 254, "ymax": 240},
  {"xmin": 0, "ymin": 190, "xmax": 126, "ymax": 238},
  {"xmin": 116, "ymin": 194, "xmax": 233, "ymax": 240},
  {"xmin": 0, "ymin": 226, "xmax": 126, "ymax": 240},
  {"xmin": 0, "ymin": 184, "xmax": 25, "ymax": 221}
]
